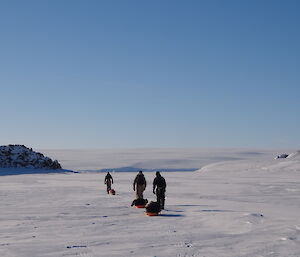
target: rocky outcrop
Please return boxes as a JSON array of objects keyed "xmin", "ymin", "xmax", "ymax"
[
  {"xmin": 0, "ymin": 145, "xmax": 62, "ymax": 169},
  {"xmin": 275, "ymin": 151, "xmax": 300, "ymax": 160},
  {"xmin": 275, "ymin": 153, "xmax": 289, "ymax": 159}
]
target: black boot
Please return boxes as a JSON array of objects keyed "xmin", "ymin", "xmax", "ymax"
[{"xmin": 161, "ymin": 198, "xmax": 165, "ymax": 210}]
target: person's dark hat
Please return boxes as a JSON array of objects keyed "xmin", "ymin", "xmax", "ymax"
[{"xmin": 156, "ymin": 171, "xmax": 160, "ymax": 176}]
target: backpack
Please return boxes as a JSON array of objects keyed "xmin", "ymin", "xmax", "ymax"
[
  {"xmin": 155, "ymin": 177, "xmax": 166, "ymax": 188},
  {"xmin": 146, "ymin": 201, "xmax": 161, "ymax": 213},
  {"xmin": 131, "ymin": 198, "xmax": 148, "ymax": 207},
  {"xmin": 136, "ymin": 174, "xmax": 145, "ymax": 185}
]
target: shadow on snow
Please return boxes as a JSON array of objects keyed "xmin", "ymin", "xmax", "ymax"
[
  {"xmin": 159, "ymin": 213, "xmax": 184, "ymax": 217},
  {"xmin": 0, "ymin": 168, "xmax": 74, "ymax": 176}
]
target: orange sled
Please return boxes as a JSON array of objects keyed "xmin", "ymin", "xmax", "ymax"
[
  {"xmin": 145, "ymin": 212, "xmax": 159, "ymax": 216},
  {"xmin": 109, "ymin": 189, "xmax": 116, "ymax": 195},
  {"xmin": 134, "ymin": 205, "xmax": 146, "ymax": 208}
]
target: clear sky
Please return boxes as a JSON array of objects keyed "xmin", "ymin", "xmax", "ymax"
[{"xmin": 1, "ymin": 0, "xmax": 299, "ymax": 149}]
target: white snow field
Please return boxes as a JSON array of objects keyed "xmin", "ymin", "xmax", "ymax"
[{"xmin": 1, "ymin": 148, "xmax": 300, "ymax": 257}]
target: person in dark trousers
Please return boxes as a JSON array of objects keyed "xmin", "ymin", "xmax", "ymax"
[
  {"xmin": 133, "ymin": 171, "xmax": 147, "ymax": 199},
  {"xmin": 153, "ymin": 171, "xmax": 166, "ymax": 209},
  {"xmin": 104, "ymin": 172, "xmax": 114, "ymax": 194}
]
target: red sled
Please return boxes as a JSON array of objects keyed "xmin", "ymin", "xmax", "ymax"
[
  {"xmin": 134, "ymin": 205, "xmax": 146, "ymax": 208},
  {"xmin": 109, "ymin": 189, "xmax": 116, "ymax": 195}
]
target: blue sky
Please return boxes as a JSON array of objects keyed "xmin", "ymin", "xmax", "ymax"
[{"xmin": 1, "ymin": 0, "xmax": 299, "ymax": 149}]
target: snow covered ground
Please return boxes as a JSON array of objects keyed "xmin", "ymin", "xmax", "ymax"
[{"xmin": 1, "ymin": 148, "xmax": 300, "ymax": 257}]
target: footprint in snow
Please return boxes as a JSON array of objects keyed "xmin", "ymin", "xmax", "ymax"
[
  {"xmin": 280, "ymin": 237, "xmax": 297, "ymax": 241},
  {"xmin": 242, "ymin": 213, "xmax": 264, "ymax": 225},
  {"xmin": 66, "ymin": 245, "xmax": 87, "ymax": 249}
]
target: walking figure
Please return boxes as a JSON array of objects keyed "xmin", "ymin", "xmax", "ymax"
[
  {"xmin": 133, "ymin": 171, "xmax": 147, "ymax": 199},
  {"xmin": 104, "ymin": 172, "xmax": 114, "ymax": 194},
  {"xmin": 153, "ymin": 171, "xmax": 166, "ymax": 209}
]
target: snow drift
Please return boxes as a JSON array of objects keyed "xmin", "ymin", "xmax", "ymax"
[{"xmin": 287, "ymin": 150, "xmax": 300, "ymax": 159}]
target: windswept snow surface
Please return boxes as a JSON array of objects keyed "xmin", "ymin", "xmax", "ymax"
[
  {"xmin": 1, "ymin": 148, "xmax": 300, "ymax": 257},
  {"xmin": 40, "ymin": 148, "xmax": 278, "ymax": 172}
]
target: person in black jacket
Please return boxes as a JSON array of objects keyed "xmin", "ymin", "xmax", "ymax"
[
  {"xmin": 104, "ymin": 172, "xmax": 114, "ymax": 194},
  {"xmin": 153, "ymin": 171, "xmax": 166, "ymax": 209},
  {"xmin": 133, "ymin": 171, "xmax": 147, "ymax": 199}
]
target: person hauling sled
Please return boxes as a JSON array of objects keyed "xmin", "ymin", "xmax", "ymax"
[
  {"xmin": 133, "ymin": 171, "xmax": 147, "ymax": 199},
  {"xmin": 153, "ymin": 171, "xmax": 166, "ymax": 209},
  {"xmin": 104, "ymin": 172, "xmax": 114, "ymax": 194}
]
